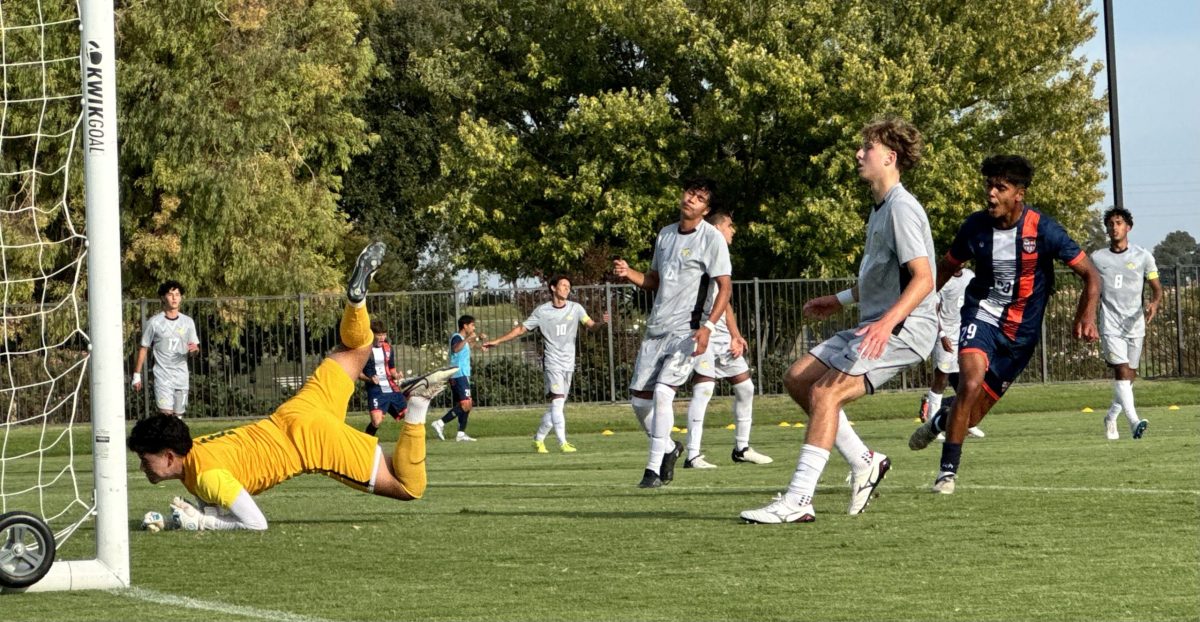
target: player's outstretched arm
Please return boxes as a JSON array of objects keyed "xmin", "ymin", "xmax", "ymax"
[
  {"xmin": 1069, "ymin": 254, "xmax": 1101, "ymax": 341},
  {"xmin": 170, "ymin": 493, "xmax": 268, "ymax": 531},
  {"xmin": 483, "ymin": 325, "xmax": 527, "ymax": 350}
]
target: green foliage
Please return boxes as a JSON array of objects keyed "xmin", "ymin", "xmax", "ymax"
[
  {"xmin": 419, "ymin": 0, "xmax": 1108, "ymax": 279},
  {"xmin": 117, "ymin": 0, "xmax": 381, "ymax": 297},
  {"xmin": 1154, "ymin": 231, "xmax": 1200, "ymax": 285}
]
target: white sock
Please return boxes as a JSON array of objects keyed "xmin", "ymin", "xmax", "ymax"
[
  {"xmin": 535, "ymin": 409, "xmax": 553, "ymax": 442},
  {"xmin": 834, "ymin": 409, "xmax": 871, "ymax": 473},
  {"xmin": 631, "ymin": 397, "xmax": 654, "ymax": 436},
  {"xmin": 785, "ymin": 444, "xmax": 830, "ymax": 507},
  {"xmin": 1115, "ymin": 380, "xmax": 1139, "ymax": 426},
  {"xmin": 1106, "ymin": 381, "xmax": 1123, "ymax": 422},
  {"xmin": 926, "ymin": 390, "xmax": 943, "ymax": 414},
  {"xmin": 550, "ymin": 397, "xmax": 567, "ymax": 444},
  {"xmin": 686, "ymin": 381, "xmax": 715, "ymax": 460},
  {"xmin": 732, "ymin": 380, "xmax": 754, "ymax": 450},
  {"xmin": 404, "ymin": 396, "xmax": 430, "ymax": 425},
  {"xmin": 646, "ymin": 384, "xmax": 677, "ymax": 472}
]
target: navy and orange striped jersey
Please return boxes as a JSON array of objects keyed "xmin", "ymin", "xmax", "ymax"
[
  {"xmin": 363, "ymin": 342, "xmax": 400, "ymax": 394},
  {"xmin": 946, "ymin": 205, "xmax": 1085, "ymax": 345}
]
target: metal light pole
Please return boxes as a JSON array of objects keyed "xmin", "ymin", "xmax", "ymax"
[{"xmin": 1103, "ymin": 0, "xmax": 1124, "ymax": 209}]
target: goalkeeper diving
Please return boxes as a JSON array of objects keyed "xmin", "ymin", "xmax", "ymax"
[{"xmin": 128, "ymin": 242, "xmax": 457, "ymax": 531}]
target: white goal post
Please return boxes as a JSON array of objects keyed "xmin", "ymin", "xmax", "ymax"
[{"xmin": 0, "ymin": 0, "xmax": 129, "ymax": 592}]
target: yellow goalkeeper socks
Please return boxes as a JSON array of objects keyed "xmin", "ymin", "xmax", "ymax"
[
  {"xmin": 392, "ymin": 422, "xmax": 427, "ymax": 499},
  {"xmin": 340, "ymin": 303, "xmax": 373, "ymax": 350}
]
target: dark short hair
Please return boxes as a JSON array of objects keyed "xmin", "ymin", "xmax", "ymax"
[
  {"xmin": 705, "ymin": 210, "xmax": 733, "ymax": 226},
  {"xmin": 684, "ymin": 177, "xmax": 717, "ymax": 207},
  {"xmin": 127, "ymin": 414, "xmax": 193, "ymax": 457},
  {"xmin": 981, "ymin": 155, "xmax": 1035, "ymax": 189},
  {"xmin": 861, "ymin": 116, "xmax": 923, "ymax": 172},
  {"xmin": 547, "ymin": 275, "xmax": 570, "ymax": 290},
  {"xmin": 457, "ymin": 315, "xmax": 475, "ymax": 330},
  {"xmin": 1103, "ymin": 206, "xmax": 1134, "ymax": 228},
  {"xmin": 370, "ymin": 319, "xmax": 387, "ymax": 334},
  {"xmin": 157, "ymin": 280, "xmax": 185, "ymax": 297}
]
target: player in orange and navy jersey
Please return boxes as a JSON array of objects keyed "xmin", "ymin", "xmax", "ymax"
[
  {"xmin": 127, "ymin": 243, "xmax": 457, "ymax": 530},
  {"xmin": 908, "ymin": 155, "xmax": 1100, "ymax": 494}
]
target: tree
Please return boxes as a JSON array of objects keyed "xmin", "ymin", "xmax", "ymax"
[
  {"xmin": 420, "ymin": 0, "xmax": 1107, "ymax": 280},
  {"xmin": 1153, "ymin": 231, "xmax": 1200, "ymax": 286},
  {"xmin": 339, "ymin": 0, "xmax": 467, "ymax": 292},
  {"xmin": 117, "ymin": 0, "xmax": 381, "ymax": 297}
]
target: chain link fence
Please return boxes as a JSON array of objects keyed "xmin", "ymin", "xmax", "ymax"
[{"xmin": 112, "ymin": 265, "xmax": 1200, "ymax": 420}]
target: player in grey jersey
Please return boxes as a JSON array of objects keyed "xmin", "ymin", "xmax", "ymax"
[
  {"xmin": 1092, "ymin": 207, "xmax": 1162, "ymax": 440},
  {"xmin": 683, "ymin": 210, "xmax": 772, "ymax": 469},
  {"xmin": 483, "ymin": 276, "xmax": 608, "ymax": 452},
  {"xmin": 132, "ymin": 280, "xmax": 200, "ymax": 417},
  {"xmin": 741, "ymin": 116, "xmax": 938, "ymax": 524},
  {"xmin": 613, "ymin": 178, "xmax": 733, "ymax": 488}
]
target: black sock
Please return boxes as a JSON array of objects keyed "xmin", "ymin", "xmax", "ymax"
[
  {"xmin": 442, "ymin": 409, "xmax": 456, "ymax": 424},
  {"xmin": 364, "ymin": 422, "xmax": 379, "ymax": 436},
  {"xmin": 939, "ymin": 443, "xmax": 962, "ymax": 474},
  {"xmin": 457, "ymin": 409, "xmax": 470, "ymax": 432}
]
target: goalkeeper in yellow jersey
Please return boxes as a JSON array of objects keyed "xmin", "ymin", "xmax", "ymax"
[{"xmin": 127, "ymin": 242, "xmax": 457, "ymax": 531}]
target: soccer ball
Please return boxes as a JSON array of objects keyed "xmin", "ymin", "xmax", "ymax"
[{"xmin": 142, "ymin": 511, "xmax": 165, "ymax": 533}]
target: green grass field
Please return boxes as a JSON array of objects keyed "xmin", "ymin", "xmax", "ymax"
[{"xmin": 4, "ymin": 380, "xmax": 1199, "ymax": 621}]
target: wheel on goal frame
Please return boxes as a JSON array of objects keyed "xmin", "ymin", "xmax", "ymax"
[{"xmin": 0, "ymin": 511, "xmax": 57, "ymax": 590}]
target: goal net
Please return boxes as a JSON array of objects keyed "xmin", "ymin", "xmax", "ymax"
[{"xmin": 0, "ymin": 0, "xmax": 128, "ymax": 592}]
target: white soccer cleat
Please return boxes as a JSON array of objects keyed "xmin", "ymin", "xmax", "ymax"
[
  {"xmin": 402, "ymin": 366, "xmax": 460, "ymax": 400},
  {"xmin": 431, "ymin": 419, "xmax": 446, "ymax": 440},
  {"xmin": 967, "ymin": 427, "xmax": 985, "ymax": 438},
  {"xmin": 740, "ymin": 494, "xmax": 815, "ymax": 524},
  {"xmin": 931, "ymin": 472, "xmax": 956, "ymax": 495},
  {"xmin": 1105, "ymin": 418, "xmax": 1119, "ymax": 440},
  {"xmin": 847, "ymin": 451, "xmax": 890, "ymax": 516},
  {"xmin": 684, "ymin": 454, "xmax": 718, "ymax": 469},
  {"xmin": 731, "ymin": 446, "xmax": 773, "ymax": 464},
  {"xmin": 456, "ymin": 431, "xmax": 477, "ymax": 442}
]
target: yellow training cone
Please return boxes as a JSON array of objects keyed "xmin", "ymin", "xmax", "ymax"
[
  {"xmin": 793, "ymin": 422, "xmax": 805, "ymax": 428},
  {"xmin": 913, "ymin": 417, "xmax": 923, "ymax": 423},
  {"xmin": 601, "ymin": 429, "xmax": 614, "ymax": 436},
  {"xmin": 671, "ymin": 426, "xmax": 683, "ymax": 433},
  {"xmin": 1080, "ymin": 407, "xmax": 1094, "ymax": 413},
  {"xmin": 778, "ymin": 421, "xmax": 791, "ymax": 427},
  {"xmin": 725, "ymin": 423, "xmax": 736, "ymax": 430},
  {"xmin": 1168, "ymin": 405, "xmax": 1180, "ymax": 410}
]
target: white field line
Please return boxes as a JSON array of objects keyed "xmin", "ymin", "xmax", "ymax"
[
  {"xmin": 112, "ymin": 586, "xmax": 341, "ymax": 622},
  {"xmin": 433, "ymin": 480, "xmax": 1200, "ymax": 495}
]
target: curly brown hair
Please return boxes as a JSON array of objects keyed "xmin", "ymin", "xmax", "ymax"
[{"xmin": 861, "ymin": 116, "xmax": 923, "ymax": 173}]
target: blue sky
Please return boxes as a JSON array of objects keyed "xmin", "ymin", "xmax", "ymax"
[{"xmin": 1083, "ymin": 0, "xmax": 1200, "ymax": 249}]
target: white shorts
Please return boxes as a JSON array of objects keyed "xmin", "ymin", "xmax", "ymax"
[
  {"xmin": 694, "ymin": 332, "xmax": 750, "ymax": 380},
  {"xmin": 154, "ymin": 383, "xmax": 189, "ymax": 414},
  {"xmin": 629, "ymin": 333, "xmax": 696, "ymax": 392},
  {"xmin": 809, "ymin": 328, "xmax": 924, "ymax": 394},
  {"xmin": 932, "ymin": 337, "xmax": 959, "ymax": 374},
  {"xmin": 544, "ymin": 370, "xmax": 574, "ymax": 397},
  {"xmin": 1101, "ymin": 334, "xmax": 1143, "ymax": 369}
]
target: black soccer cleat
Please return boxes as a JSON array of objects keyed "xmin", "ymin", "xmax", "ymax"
[
  {"xmin": 347, "ymin": 242, "xmax": 386, "ymax": 303},
  {"xmin": 637, "ymin": 469, "xmax": 663, "ymax": 488},
  {"xmin": 659, "ymin": 440, "xmax": 684, "ymax": 484}
]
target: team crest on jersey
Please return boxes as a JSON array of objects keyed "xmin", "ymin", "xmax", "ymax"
[
  {"xmin": 680, "ymin": 248, "xmax": 692, "ymax": 258},
  {"xmin": 1022, "ymin": 238, "xmax": 1036, "ymax": 254},
  {"xmin": 1126, "ymin": 262, "xmax": 1136, "ymax": 270}
]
